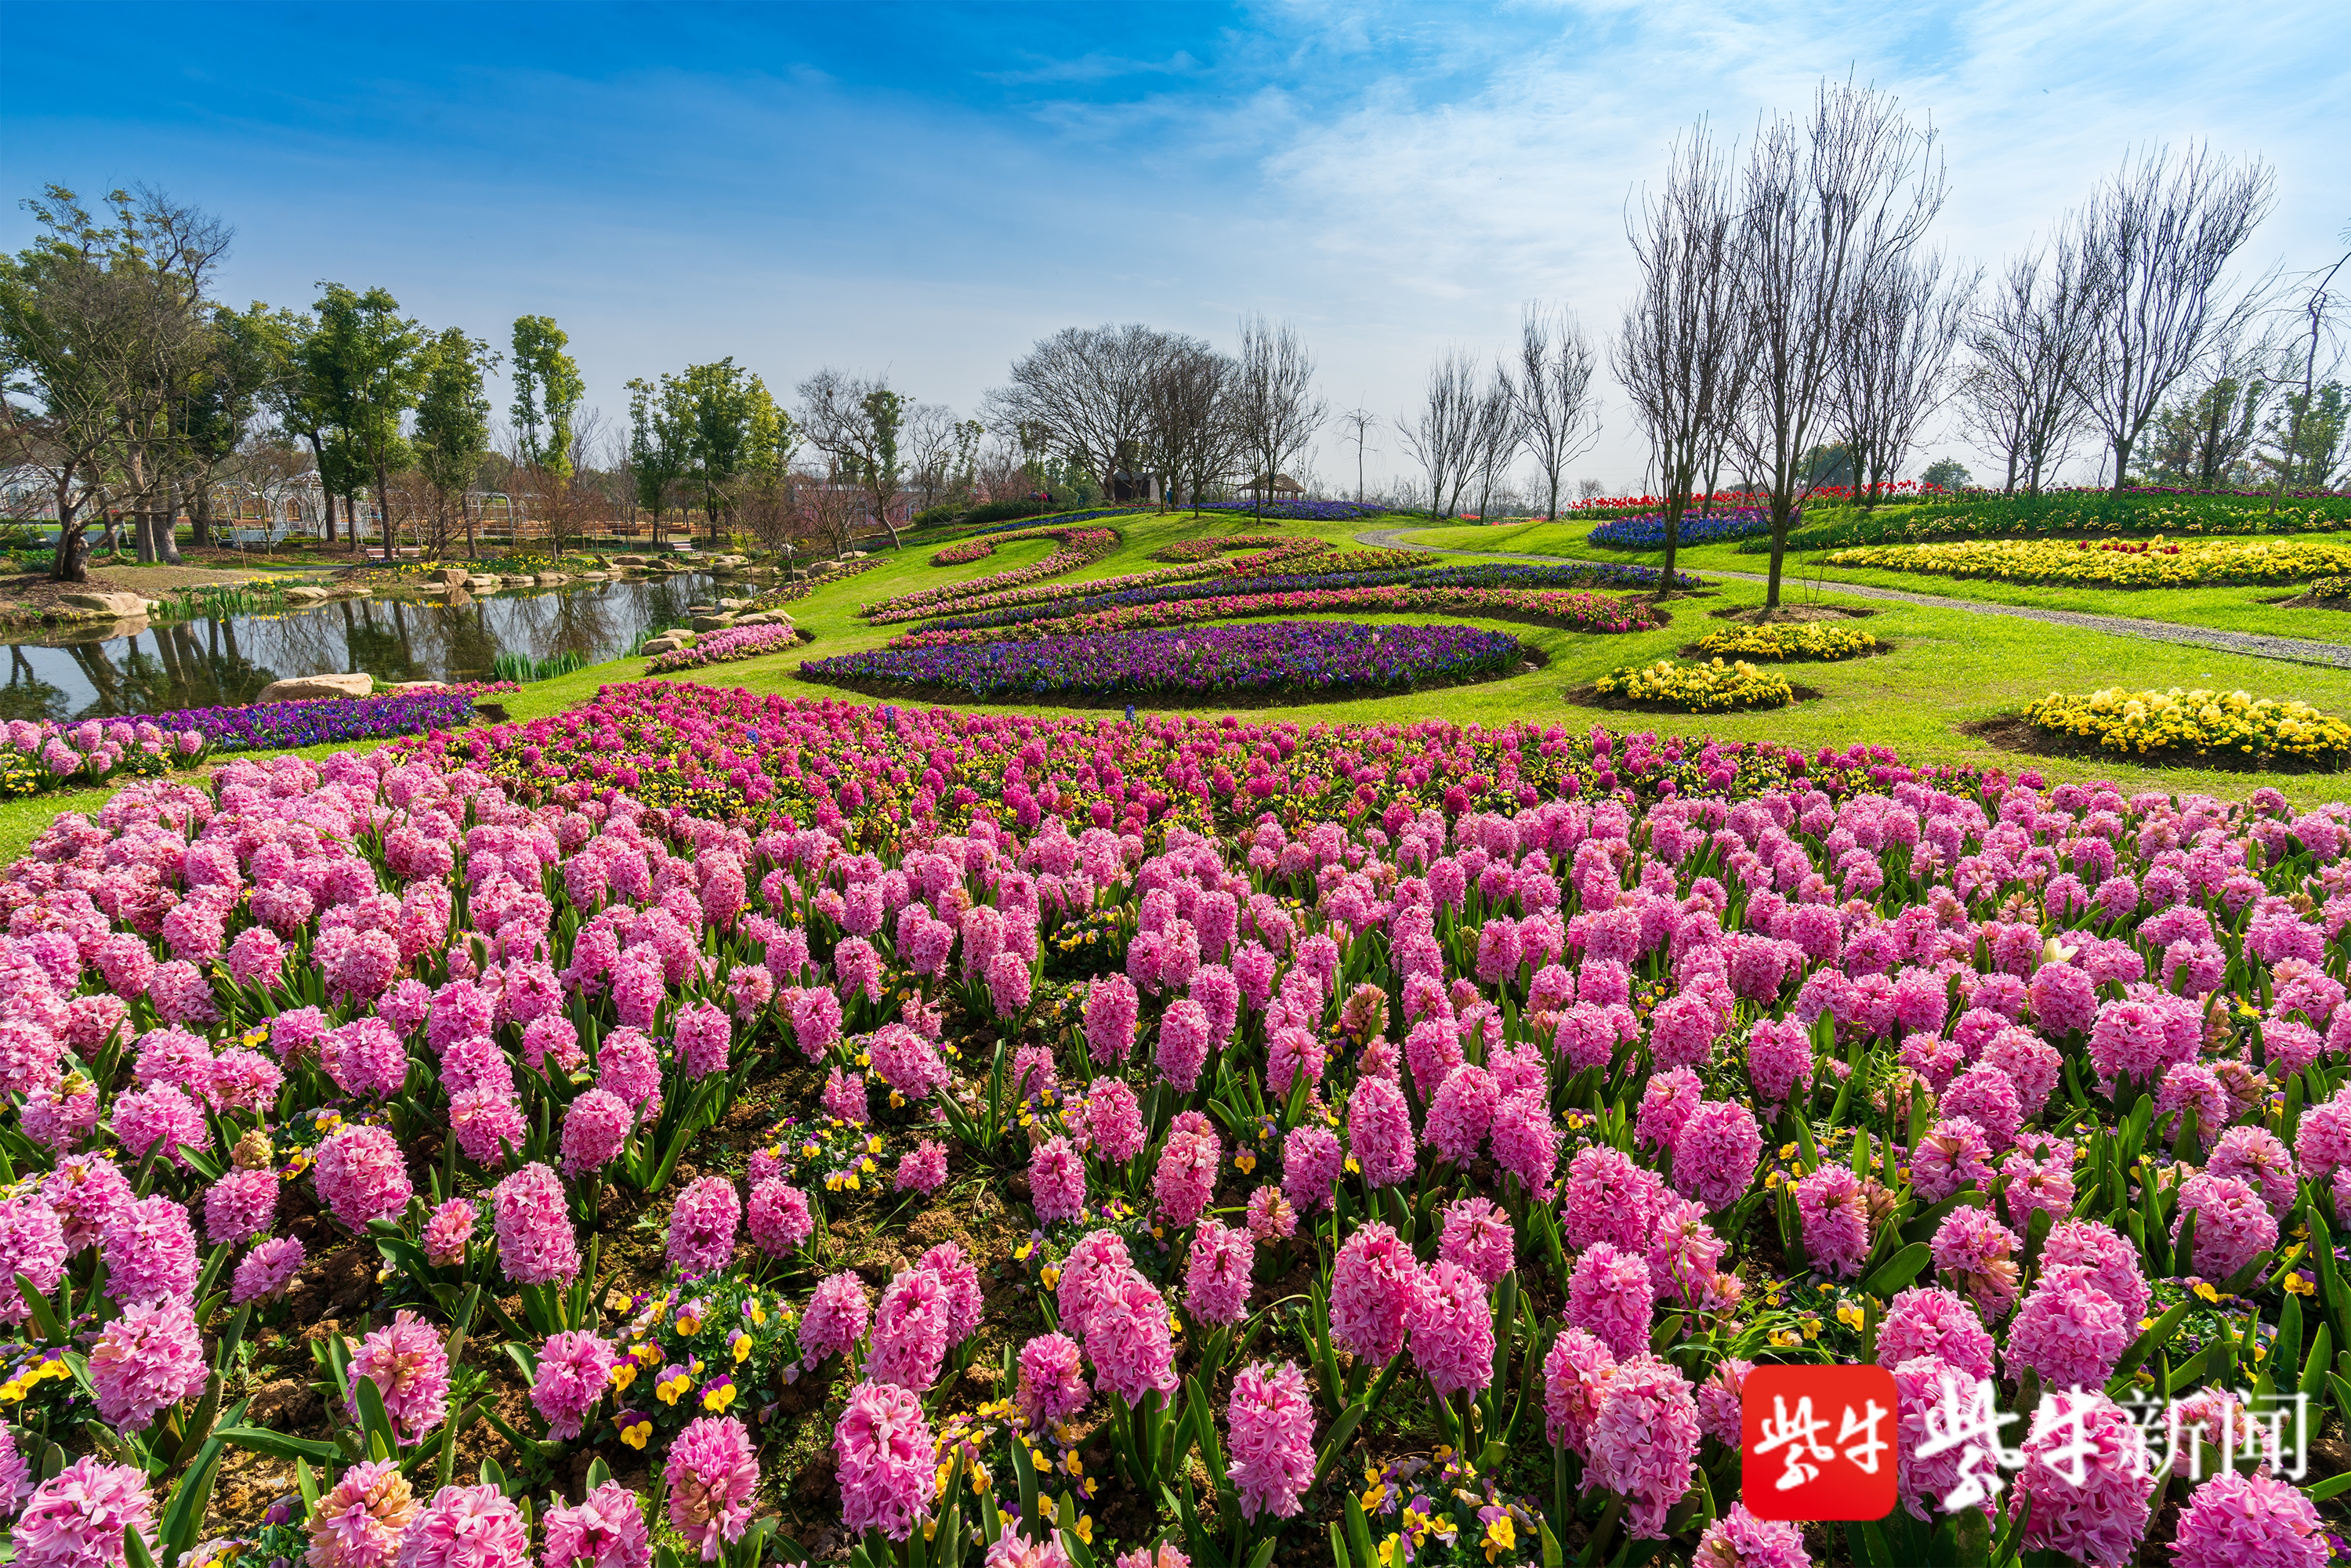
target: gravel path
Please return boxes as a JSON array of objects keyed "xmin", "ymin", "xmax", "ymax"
[{"xmin": 1356, "ymin": 527, "xmax": 2351, "ymax": 671}]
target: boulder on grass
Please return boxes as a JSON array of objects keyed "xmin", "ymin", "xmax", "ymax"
[
  {"xmin": 255, "ymin": 672, "xmax": 375, "ymax": 702},
  {"xmin": 58, "ymin": 591, "xmax": 150, "ymax": 617}
]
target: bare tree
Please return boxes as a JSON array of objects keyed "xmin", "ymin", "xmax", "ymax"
[
  {"xmin": 1833, "ymin": 248, "xmax": 1975, "ymax": 505},
  {"xmin": 2067, "ymin": 143, "xmax": 2275, "ymax": 494},
  {"xmin": 1730, "ymin": 80, "xmax": 1947, "ymax": 607},
  {"xmin": 1142, "ymin": 338, "xmax": 1240, "ymax": 512},
  {"xmin": 796, "ymin": 368, "xmax": 908, "ymax": 549},
  {"xmin": 990, "ymin": 324, "xmax": 1177, "ymax": 505},
  {"xmin": 1337, "ymin": 407, "xmax": 1378, "ymax": 504},
  {"xmin": 1614, "ymin": 124, "xmax": 1746, "ymax": 592},
  {"xmin": 1397, "ymin": 349, "xmax": 1482, "ymax": 520},
  {"xmin": 1232, "ymin": 314, "xmax": 1326, "ymax": 520},
  {"xmin": 1512, "ymin": 303, "xmax": 1603, "ymax": 520},
  {"xmin": 1467, "ymin": 365, "xmax": 1520, "ymax": 520},
  {"xmin": 1960, "ymin": 234, "xmax": 2100, "ymax": 494},
  {"xmin": 900, "ymin": 401, "xmax": 962, "ymax": 517}
]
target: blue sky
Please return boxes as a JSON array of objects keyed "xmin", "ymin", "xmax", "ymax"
[{"xmin": 4, "ymin": 0, "xmax": 2346, "ymax": 492}]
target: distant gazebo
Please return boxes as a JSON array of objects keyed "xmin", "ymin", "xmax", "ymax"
[{"xmin": 1241, "ymin": 473, "xmax": 1305, "ymax": 499}]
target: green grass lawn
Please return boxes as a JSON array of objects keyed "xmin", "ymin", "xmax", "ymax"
[
  {"xmin": 1397, "ymin": 517, "xmax": 2351, "ymax": 643},
  {"xmin": 5, "ymin": 506, "xmax": 2346, "ymax": 861}
]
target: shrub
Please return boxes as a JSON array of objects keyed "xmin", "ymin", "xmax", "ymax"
[
  {"xmin": 1822, "ymin": 535, "xmax": 2351, "ymax": 587},
  {"xmin": 1694, "ymin": 623, "xmax": 1880, "ymax": 661},
  {"xmin": 2023, "ymin": 687, "xmax": 2351, "ymax": 766},
  {"xmin": 802, "ymin": 621, "xmax": 1523, "ymax": 700},
  {"xmin": 1592, "ymin": 658, "xmax": 1793, "ymax": 712},
  {"xmin": 2306, "ymin": 576, "xmax": 2351, "ymax": 599}
]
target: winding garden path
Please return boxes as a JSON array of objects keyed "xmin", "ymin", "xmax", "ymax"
[{"xmin": 1356, "ymin": 526, "xmax": 2351, "ymax": 672}]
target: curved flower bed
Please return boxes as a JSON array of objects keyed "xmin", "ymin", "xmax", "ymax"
[
  {"xmin": 1824, "ymin": 535, "xmax": 2351, "ymax": 587},
  {"xmin": 150, "ymin": 684, "xmax": 517, "ymax": 754},
  {"xmin": 646, "ymin": 624, "xmax": 806, "ymax": 675},
  {"xmin": 908, "ymin": 559, "xmax": 1694, "ymax": 637},
  {"xmin": 890, "ymin": 584, "xmax": 1664, "ymax": 646},
  {"xmin": 1592, "ymin": 657, "xmax": 1794, "ymax": 712},
  {"xmin": 1154, "ymin": 534, "xmax": 1299, "ymax": 562},
  {"xmin": 864, "ymin": 540, "xmax": 1329, "ymax": 626},
  {"xmin": 403, "ymin": 682, "xmax": 1929, "ymax": 826},
  {"xmin": 926, "ymin": 524, "xmax": 1119, "ymax": 570},
  {"xmin": 2024, "ymin": 686, "xmax": 2351, "ymax": 766},
  {"xmin": 1694, "ymin": 623, "xmax": 1881, "ymax": 661},
  {"xmin": 2, "ymin": 693, "xmax": 2344, "ymax": 1567},
  {"xmin": 1588, "ymin": 508, "xmax": 1773, "ymax": 548},
  {"xmin": 800, "ymin": 621, "xmax": 1523, "ymax": 701}
]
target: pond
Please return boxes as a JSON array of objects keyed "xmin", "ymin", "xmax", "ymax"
[{"xmin": 0, "ymin": 573, "xmax": 723, "ymax": 719}]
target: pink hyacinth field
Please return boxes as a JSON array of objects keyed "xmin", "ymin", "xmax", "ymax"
[{"xmin": 4, "ymin": 674, "xmax": 2351, "ymax": 1568}]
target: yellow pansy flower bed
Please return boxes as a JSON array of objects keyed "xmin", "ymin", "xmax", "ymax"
[
  {"xmin": 1694, "ymin": 622, "xmax": 1881, "ymax": 661},
  {"xmin": 2023, "ymin": 686, "xmax": 2351, "ymax": 765},
  {"xmin": 1824, "ymin": 534, "xmax": 2351, "ymax": 588},
  {"xmin": 1592, "ymin": 657, "xmax": 1793, "ymax": 712}
]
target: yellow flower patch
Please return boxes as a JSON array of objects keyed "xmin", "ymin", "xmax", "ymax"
[
  {"xmin": 2024, "ymin": 687, "xmax": 2351, "ymax": 765},
  {"xmin": 1593, "ymin": 657, "xmax": 1793, "ymax": 712},
  {"xmin": 1824, "ymin": 534, "xmax": 2351, "ymax": 587},
  {"xmin": 1694, "ymin": 622, "xmax": 1880, "ymax": 661}
]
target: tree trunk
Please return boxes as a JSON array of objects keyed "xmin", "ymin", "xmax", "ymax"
[
  {"xmin": 376, "ymin": 468, "xmax": 396, "ymax": 563},
  {"xmin": 1765, "ymin": 494, "xmax": 1795, "ymax": 610},
  {"xmin": 133, "ymin": 510, "xmax": 156, "ymax": 565},
  {"xmin": 49, "ymin": 476, "xmax": 85, "ymax": 584},
  {"xmin": 1656, "ymin": 501, "xmax": 1682, "ymax": 603},
  {"xmin": 2110, "ymin": 435, "xmax": 2132, "ymax": 496},
  {"xmin": 193, "ymin": 480, "xmax": 213, "ymax": 549},
  {"xmin": 158, "ymin": 483, "xmax": 184, "ymax": 565}
]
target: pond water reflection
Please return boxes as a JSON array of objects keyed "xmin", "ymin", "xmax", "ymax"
[{"xmin": 0, "ymin": 574, "xmax": 720, "ymax": 719}]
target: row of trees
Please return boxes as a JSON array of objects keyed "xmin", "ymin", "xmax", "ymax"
[
  {"xmin": 987, "ymin": 315, "xmax": 1329, "ymax": 519},
  {"xmin": 0, "ymin": 184, "xmax": 603, "ymax": 578},
  {"xmin": 1603, "ymin": 81, "xmax": 2309, "ymax": 607}
]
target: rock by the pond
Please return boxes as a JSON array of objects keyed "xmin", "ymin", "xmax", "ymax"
[
  {"xmin": 687, "ymin": 614, "xmax": 736, "ymax": 632},
  {"xmin": 255, "ymin": 672, "xmax": 375, "ymax": 702},
  {"xmin": 58, "ymin": 591, "xmax": 153, "ymax": 617},
  {"xmin": 384, "ymin": 681, "xmax": 451, "ymax": 695},
  {"xmin": 607, "ymin": 555, "xmax": 648, "ymax": 567},
  {"xmin": 440, "ymin": 567, "xmax": 471, "ymax": 590},
  {"xmin": 282, "ymin": 585, "xmax": 331, "ymax": 602},
  {"xmin": 573, "ymin": 570, "xmax": 610, "ymax": 581},
  {"xmin": 641, "ymin": 635, "xmax": 690, "ymax": 657}
]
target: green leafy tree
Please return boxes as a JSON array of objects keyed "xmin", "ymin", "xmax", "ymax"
[
  {"xmin": 312, "ymin": 284, "xmax": 425, "ymax": 561},
  {"xmin": 509, "ymin": 315, "xmax": 585, "ymax": 476},
  {"xmin": 680, "ymin": 358, "xmax": 755, "ymax": 543},
  {"xmin": 179, "ymin": 301, "xmax": 280, "ymax": 547},
  {"xmin": 2259, "ymin": 383, "xmax": 2346, "ymax": 490},
  {"xmin": 1920, "ymin": 456, "xmax": 1972, "ymax": 491},
  {"xmin": 0, "ymin": 188, "xmax": 129, "ymax": 581},
  {"xmin": 414, "ymin": 327, "xmax": 497, "ymax": 556},
  {"xmin": 626, "ymin": 374, "xmax": 693, "ymax": 535}
]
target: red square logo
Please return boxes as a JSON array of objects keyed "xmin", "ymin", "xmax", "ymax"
[{"xmin": 1741, "ymin": 1363, "xmax": 1899, "ymax": 1521}]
